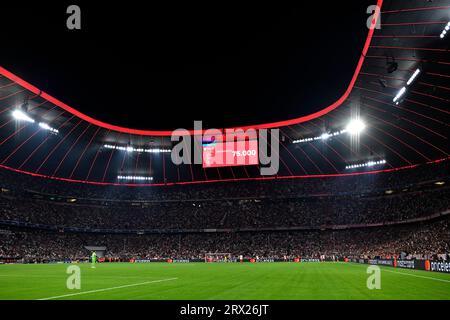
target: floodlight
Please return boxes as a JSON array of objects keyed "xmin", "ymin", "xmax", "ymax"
[
  {"xmin": 346, "ymin": 119, "xmax": 366, "ymax": 135},
  {"xmin": 39, "ymin": 122, "xmax": 51, "ymax": 130},
  {"xmin": 320, "ymin": 133, "xmax": 331, "ymax": 140},
  {"xmin": 406, "ymin": 69, "xmax": 421, "ymax": 86},
  {"xmin": 393, "ymin": 87, "xmax": 406, "ymax": 103},
  {"xmin": 12, "ymin": 109, "xmax": 34, "ymax": 123},
  {"xmin": 440, "ymin": 22, "xmax": 450, "ymax": 39}
]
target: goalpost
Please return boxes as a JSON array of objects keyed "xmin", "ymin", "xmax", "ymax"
[{"xmin": 205, "ymin": 253, "xmax": 232, "ymax": 263}]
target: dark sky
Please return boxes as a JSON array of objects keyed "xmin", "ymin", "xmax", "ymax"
[{"xmin": 0, "ymin": 1, "xmax": 374, "ymax": 130}]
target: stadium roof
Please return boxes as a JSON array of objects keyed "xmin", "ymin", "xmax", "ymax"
[{"xmin": 0, "ymin": 0, "xmax": 449, "ymax": 186}]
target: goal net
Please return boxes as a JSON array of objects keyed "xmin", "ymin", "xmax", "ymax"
[{"xmin": 205, "ymin": 253, "xmax": 232, "ymax": 263}]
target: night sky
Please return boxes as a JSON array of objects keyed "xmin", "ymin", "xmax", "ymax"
[{"xmin": 0, "ymin": 1, "xmax": 375, "ymax": 130}]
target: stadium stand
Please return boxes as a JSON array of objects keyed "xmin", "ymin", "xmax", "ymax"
[{"xmin": 0, "ymin": 160, "xmax": 449, "ymax": 262}]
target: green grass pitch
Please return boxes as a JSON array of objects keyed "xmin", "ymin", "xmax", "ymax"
[{"xmin": 0, "ymin": 262, "xmax": 449, "ymax": 300}]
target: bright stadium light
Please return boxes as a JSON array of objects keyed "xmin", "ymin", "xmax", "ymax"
[
  {"xmin": 293, "ymin": 137, "xmax": 314, "ymax": 143},
  {"xmin": 346, "ymin": 119, "xmax": 366, "ymax": 135},
  {"xmin": 393, "ymin": 86, "xmax": 406, "ymax": 104},
  {"xmin": 391, "ymin": 69, "xmax": 421, "ymax": 105},
  {"xmin": 39, "ymin": 122, "xmax": 51, "ymax": 130},
  {"xmin": 117, "ymin": 175, "xmax": 154, "ymax": 181},
  {"xmin": 440, "ymin": 21, "xmax": 450, "ymax": 39},
  {"xmin": 39, "ymin": 122, "xmax": 59, "ymax": 134},
  {"xmin": 406, "ymin": 68, "xmax": 421, "ymax": 86},
  {"xmin": 293, "ymin": 129, "xmax": 347, "ymax": 144},
  {"xmin": 104, "ymin": 144, "xmax": 171, "ymax": 153},
  {"xmin": 345, "ymin": 159, "xmax": 386, "ymax": 170},
  {"xmin": 12, "ymin": 109, "xmax": 35, "ymax": 123}
]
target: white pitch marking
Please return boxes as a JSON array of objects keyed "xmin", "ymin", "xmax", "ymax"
[
  {"xmin": 37, "ymin": 277, "xmax": 178, "ymax": 300},
  {"xmin": 382, "ymin": 269, "xmax": 450, "ymax": 283},
  {"xmin": 346, "ymin": 262, "xmax": 450, "ymax": 284}
]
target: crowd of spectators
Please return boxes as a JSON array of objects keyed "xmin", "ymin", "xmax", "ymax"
[
  {"xmin": 1, "ymin": 216, "xmax": 449, "ymax": 262},
  {"xmin": 0, "ymin": 188, "xmax": 448, "ymax": 230},
  {"xmin": 0, "ymin": 160, "xmax": 448, "ymax": 262}
]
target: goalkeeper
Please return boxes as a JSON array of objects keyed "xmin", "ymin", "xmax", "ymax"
[{"xmin": 91, "ymin": 251, "xmax": 97, "ymax": 268}]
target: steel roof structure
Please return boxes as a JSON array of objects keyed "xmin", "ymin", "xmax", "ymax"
[{"xmin": 0, "ymin": 0, "xmax": 448, "ymax": 186}]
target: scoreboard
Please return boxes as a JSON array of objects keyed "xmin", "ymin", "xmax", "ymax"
[{"xmin": 202, "ymin": 138, "xmax": 258, "ymax": 168}]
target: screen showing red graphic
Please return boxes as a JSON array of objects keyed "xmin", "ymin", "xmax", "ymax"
[{"xmin": 202, "ymin": 139, "xmax": 259, "ymax": 168}]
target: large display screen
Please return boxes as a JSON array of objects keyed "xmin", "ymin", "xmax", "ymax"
[{"xmin": 202, "ymin": 138, "xmax": 258, "ymax": 168}]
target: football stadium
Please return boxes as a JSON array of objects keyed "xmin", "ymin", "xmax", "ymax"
[{"xmin": 0, "ymin": 0, "xmax": 449, "ymax": 307}]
